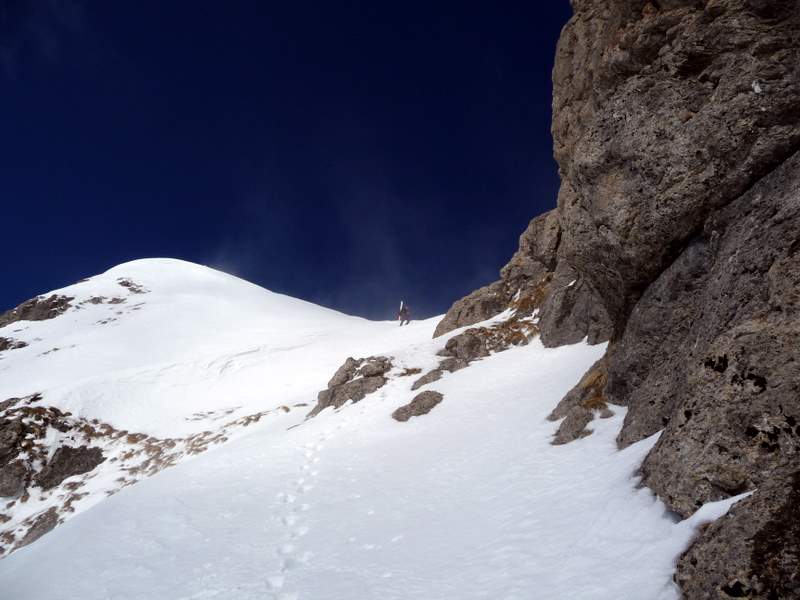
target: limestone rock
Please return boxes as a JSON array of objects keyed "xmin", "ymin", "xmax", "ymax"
[
  {"xmin": 392, "ymin": 391, "xmax": 444, "ymax": 422},
  {"xmin": 18, "ymin": 508, "xmax": 59, "ymax": 548},
  {"xmin": 411, "ymin": 369, "xmax": 443, "ymax": 391},
  {"xmin": 36, "ymin": 446, "xmax": 106, "ymax": 490},
  {"xmin": 676, "ymin": 470, "xmax": 800, "ymax": 599},
  {"xmin": 552, "ymin": 406, "xmax": 594, "ymax": 445},
  {"xmin": 434, "ymin": 209, "xmax": 611, "ymax": 346},
  {"xmin": 552, "ymin": 0, "xmax": 800, "ymax": 327},
  {"xmin": 0, "ymin": 460, "xmax": 29, "ymax": 497},
  {"xmin": 437, "ymin": 332, "xmax": 489, "ymax": 362},
  {"xmin": 309, "ymin": 356, "xmax": 392, "ymax": 417},
  {"xmin": 548, "ymin": 357, "xmax": 608, "ymax": 421},
  {"xmin": 0, "ymin": 294, "xmax": 74, "ymax": 329}
]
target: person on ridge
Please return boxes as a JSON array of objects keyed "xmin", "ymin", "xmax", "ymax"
[{"xmin": 397, "ymin": 301, "xmax": 411, "ymax": 326}]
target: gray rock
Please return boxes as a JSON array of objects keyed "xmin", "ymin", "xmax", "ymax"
[
  {"xmin": 392, "ymin": 391, "xmax": 444, "ymax": 422},
  {"xmin": 539, "ymin": 262, "xmax": 612, "ymax": 348},
  {"xmin": 36, "ymin": 446, "xmax": 106, "ymax": 490},
  {"xmin": 357, "ymin": 357, "xmax": 392, "ymax": 378},
  {"xmin": 552, "ymin": 0, "xmax": 800, "ymax": 328},
  {"xmin": 551, "ymin": 406, "xmax": 594, "ymax": 445},
  {"xmin": 548, "ymin": 357, "xmax": 608, "ymax": 421},
  {"xmin": 438, "ymin": 357, "xmax": 468, "ymax": 373},
  {"xmin": 0, "ymin": 295, "xmax": 74, "ymax": 329},
  {"xmin": 0, "ymin": 460, "xmax": 28, "ymax": 497},
  {"xmin": 437, "ymin": 332, "xmax": 489, "ymax": 362},
  {"xmin": 18, "ymin": 508, "xmax": 59, "ymax": 548},
  {"xmin": 433, "ymin": 212, "xmax": 560, "ymax": 338},
  {"xmin": 0, "ymin": 418, "xmax": 24, "ymax": 464},
  {"xmin": 545, "ymin": 3, "xmax": 800, "ymax": 592},
  {"xmin": 432, "ymin": 282, "xmax": 508, "ymax": 339},
  {"xmin": 591, "ymin": 151, "xmax": 800, "ymax": 518},
  {"xmin": 433, "ymin": 209, "xmax": 611, "ymax": 347},
  {"xmin": 327, "ymin": 357, "xmax": 361, "ymax": 388},
  {"xmin": 411, "ymin": 369, "xmax": 443, "ymax": 391},
  {"xmin": 308, "ymin": 356, "xmax": 393, "ymax": 417},
  {"xmin": 676, "ymin": 469, "xmax": 800, "ymax": 600}
]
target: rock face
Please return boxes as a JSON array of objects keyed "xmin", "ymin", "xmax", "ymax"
[
  {"xmin": 433, "ymin": 210, "xmax": 612, "ymax": 346},
  {"xmin": 0, "ymin": 294, "xmax": 74, "ymax": 328},
  {"xmin": 36, "ymin": 446, "xmax": 106, "ymax": 490},
  {"xmin": 546, "ymin": 1, "xmax": 800, "ymax": 595},
  {"xmin": 676, "ymin": 471, "xmax": 800, "ymax": 600},
  {"xmin": 392, "ymin": 391, "xmax": 444, "ymax": 422},
  {"xmin": 308, "ymin": 356, "xmax": 393, "ymax": 417},
  {"xmin": 553, "ymin": 0, "xmax": 800, "ymax": 329}
]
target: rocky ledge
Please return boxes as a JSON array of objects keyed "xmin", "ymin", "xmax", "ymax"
[{"xmin": 435, "ymin": 0, "xmax": 800, "ymax": 595}]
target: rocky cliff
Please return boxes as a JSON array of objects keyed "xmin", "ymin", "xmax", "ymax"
[{"xmin": 437, "ymin": 1, "xmax": 800, "ymax": 596}]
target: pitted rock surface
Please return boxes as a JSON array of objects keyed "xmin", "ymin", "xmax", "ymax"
[
  {"xmin": 553, "ymin": 0, "xmax": 800, "ymax": 327},
  {"xmin": 676, "ymin": 470, "xmax": 800, "ymax": 600},
  {"xmin": 547, "ymin": 2, "xmax": 800, "ymax": 595}
]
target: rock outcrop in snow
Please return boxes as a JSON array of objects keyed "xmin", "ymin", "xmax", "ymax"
[
  {"xmin": 308, "ymin": 356, "xmax": 393, "ymax": 417},
  {"xmin": 433, "ymin": 210, "xmax": 612, "ymax": 347}
]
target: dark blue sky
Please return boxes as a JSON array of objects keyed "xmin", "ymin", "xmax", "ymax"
[{"xmin": 2, "ymin": 1, "xmax": 571, "ymax": 320}]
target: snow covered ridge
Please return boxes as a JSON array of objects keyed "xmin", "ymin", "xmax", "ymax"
[{"xmin": 0, "ymin": 259, "xmax": 749, "ymax": 598}]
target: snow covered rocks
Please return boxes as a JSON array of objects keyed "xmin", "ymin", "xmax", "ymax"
[
  {"xmin": 308, "ymin": 356, "xmax": 392, "ymax": 417},
  {"xmin": 392, "ymin": 390, "xmax": 444, "ymax": 422}
]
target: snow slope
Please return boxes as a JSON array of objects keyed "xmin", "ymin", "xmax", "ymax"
[{"xmin": 0, "ymin": 259, "xmax": 744, "ymax": 599}]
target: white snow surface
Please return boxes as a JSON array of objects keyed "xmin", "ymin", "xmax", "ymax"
[{"xmin": 0, "ymin": 259, "xmax": 745, "ymax": 599}]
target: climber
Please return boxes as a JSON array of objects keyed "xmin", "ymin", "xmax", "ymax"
[{"xmin": 397, "ymin": 301, "xmax": 411, "ymax": 326}]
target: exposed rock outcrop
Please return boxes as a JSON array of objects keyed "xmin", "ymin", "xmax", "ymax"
[
  {"xmin": 546, "ymin": 1, "xmax": 800, "ymax": 595},
  {"xmin": 548, "ymin": 358, "xmax": 614, "ymax": 444},
  {"xmin": 392, "ymin": 391, "xmax": 444, "ymax": 422},
  {"xmin": 553, "ymin": 0, "xmax": 800, "ymax": 329},
  {"xmin": 36, "ymin": 446, "xmax": 106, "ymax": 490},
  {"xmin": 308, "ymin": 356, "xmax": 393, "ymax": 417},
  {"xmin": 433, "ymin": 210, "xmax": 612, "ymax": 346},
  {"xmin": 0, "ymin": 393, "xmax": 290, "ymax": 557},
  {"xmin": 676, "ymin": 471, "xmax": 800, "ymax": 599},
  {"xmin": 0, "ymin": 294, "xmax": 74, "ymax": 329}
]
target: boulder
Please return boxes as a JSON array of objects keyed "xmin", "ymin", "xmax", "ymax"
[
  {"xmin": 36, "ymin": 446, "xmax": 106, "ymax": 490},
  {"xmin": 551, "ymin": 406, "xmax": 594, "ymax": 446},
  {"xmin": 437, "ymin": 332, "xmax": 489, "ymax": 362},
  {"xmin": 411, "ymin": 369, "xmax": 442, "ymax": 391},
  {"xmin": 308, "ymin": 356, "xmax": 392, "ymax": 417},
  {"xmin": 392, "ymin": 391, "xmax": 444, "ymax": 422}
]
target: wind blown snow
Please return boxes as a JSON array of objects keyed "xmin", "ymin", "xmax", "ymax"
[{"xmin": 0, "ymin": 259, "xmax": 742, "ymax": 599}]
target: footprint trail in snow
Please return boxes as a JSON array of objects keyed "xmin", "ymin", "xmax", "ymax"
[{"xmin": 269, "ymin": 421, "xmax": 345, "ymax": 600}]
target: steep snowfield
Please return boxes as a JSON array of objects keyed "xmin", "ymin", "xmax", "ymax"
[{"xmin": 0, "ymin": 259, "xmax": 743, "ymax": 598}]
